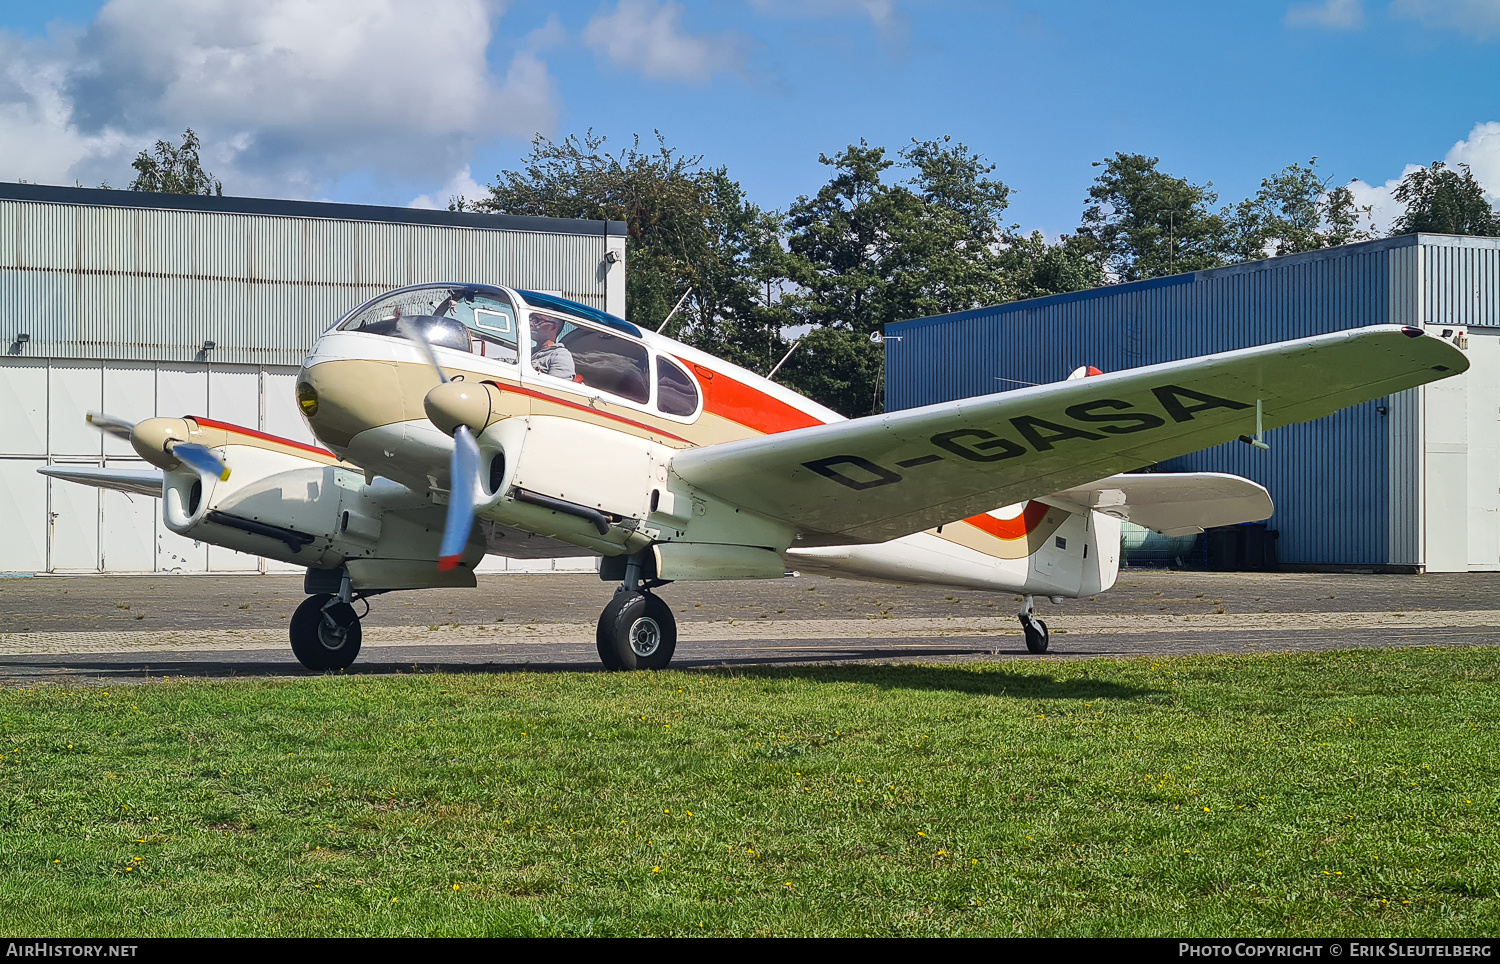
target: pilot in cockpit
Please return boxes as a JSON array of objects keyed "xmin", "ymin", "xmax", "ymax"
[{"xmin": 530, "ymin": 314, "xmax": 576, "ymax": 380}]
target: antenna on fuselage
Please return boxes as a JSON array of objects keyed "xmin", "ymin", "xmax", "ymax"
[
  {"xmin": 767, "ymin": 337, "xmax": 802, "ymax": 382},
  {"xmin": 657, "ymin": 287, "xmax": 693, "ymax": 334}
]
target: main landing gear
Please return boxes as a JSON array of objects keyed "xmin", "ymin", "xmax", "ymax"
[
  {"xmin": 595, "ymin": 551, "xmax": 678, "ymax": 671},
  {"xmin": 1018, "ymin": 594, "xmax": 1050, "ymax": 654},
  {"xmin": 291, "ymin": 569, "xmax": 366, "ymax": 671}
]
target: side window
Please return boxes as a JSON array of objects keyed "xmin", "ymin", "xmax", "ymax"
[
  {"xmin": 565, "ymin": 325, "xmax": 650, "ymax": 403},
  {"xmin": 656, "ymin": 357, "xmax": 699, "ymax": 416},
  {"xmin": 471, "ymin": 308, "xmax": 518, "ymax": 364}
]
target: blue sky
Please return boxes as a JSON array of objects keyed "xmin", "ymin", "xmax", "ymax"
[{"xmin": 1, "ymin": 0, "xmax": 1497, "ymax": 237}]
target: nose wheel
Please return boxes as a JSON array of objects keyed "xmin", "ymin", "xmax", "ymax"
[
  {"xmin": 596, "ymin": 590, "xmax": 677, "ymax": 671},
  {"xmin": 291, "ymin": 593, "xmax": 363, "ymax": 670}
]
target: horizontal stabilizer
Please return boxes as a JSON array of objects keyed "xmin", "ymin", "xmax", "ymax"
[
  {"xmin": 1041, "ymin": 472, "xmax": 1272, "ymax": 536},
  {"xmin": 38, "ymin": 465, "xmax": 164, "ymax": 497}
]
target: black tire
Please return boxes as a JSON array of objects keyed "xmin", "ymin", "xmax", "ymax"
[
  {"xmin": 1023, "ymin": 617, "xmax": 1049, "ymax": 654},
  {"xmin": 290, "ymin": 593, "xmax": 363, "ymax": 671},
  {"xmin": 596, "ymin": 590, "xmax": 676, "ymax": 671}
]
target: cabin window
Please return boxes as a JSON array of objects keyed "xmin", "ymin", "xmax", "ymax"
[
  {"xmin": 656, "ymin": 357, "xmax": 699, "ymax": 416},
  {"xmin": 527, "ymin": 313, "xmax": 652, "ymax": 405}
]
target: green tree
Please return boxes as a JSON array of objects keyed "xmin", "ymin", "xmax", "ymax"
[
  {"xmin": 1227, "ymin": 158, "xmax": 1372, "ymax": 260},
  {"xmin": 1390, "ymin": 161, "xmax": 1500, "ymax": 237},
  {"xmin": 128, "ymin": 129, "xmax": 223, "ymax": 195},
  {"xmin": 1077, "ymin": 153, "xmax": 1227, "ymax": 281},
  {"xmin": 999, "ymin": 230, "xmax": 1106, "ymax": 301},
  {"xmin": 777, "ymin": 138, "xmax": 1015, "ymax": 415},
  {"xmin": 475, "ymin": 131, "xmax": 780, "ymax": 371}
]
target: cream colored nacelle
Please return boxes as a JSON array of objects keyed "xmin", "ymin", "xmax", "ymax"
[
  {"xmin": 459, "ymin": 413, "xmax": 797, "ymax": 578},
  {"xmin": 136, "ymin": 421, "xmax": 484, "ymax": 591}
]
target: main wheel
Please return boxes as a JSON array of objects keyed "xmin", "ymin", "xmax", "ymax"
[
  {"xmin": 290, "ymin": 593, "xmax": 363, "ymax": 671},
  {"xmin": 1022, "ymin": 616, "xmax": 1049, "ymax": 654},
  {"xmin": 596, "ymin": 590, "xmax": 676, "ymax": 671}
]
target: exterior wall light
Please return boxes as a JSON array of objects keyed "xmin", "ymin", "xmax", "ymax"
[
  {"xmin": 202, "ymin": 340, "xmax": 216, "ymax": 351},
  {"xmin": 15, "ymin": 332, "xmax": 29, "ymax": 344}
]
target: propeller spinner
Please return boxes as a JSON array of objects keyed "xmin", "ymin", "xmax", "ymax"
[{"xmin": 86, "ymin": 411, "xmax": 231, "ymax": 481}]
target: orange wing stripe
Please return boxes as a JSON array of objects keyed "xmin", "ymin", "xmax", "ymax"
[
  {"xmin": 191, "ymin": 417, "xmax": 336, "ymax": 458},
  {"xmin": 963, "ymin": 501, "xmax": 1050, "ymax": 541},
  {"xmin": 686, "ymin": 361, "xmax": 825, "ymax": 435}
]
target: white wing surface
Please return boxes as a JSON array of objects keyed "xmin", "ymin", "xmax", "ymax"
[
  {"xmin": 671, "ymin": 325, "xmax": 1465, "ymax": 543},
  {"xmin": 38, "ymin": 465, "xmax": 164, "ymax": 497},
  {"xmin": 1041, "ymin": 472, "xmax": 1272, "ymax": 536}
]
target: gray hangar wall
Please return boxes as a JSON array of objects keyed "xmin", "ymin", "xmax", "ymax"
[
  {"xmin": 0, "ymin": 182, "xmax": 627, "ymax": 575},
  {"xmin": 884, "ymin": 234, "xmax": 1500, "ymax": 571}
]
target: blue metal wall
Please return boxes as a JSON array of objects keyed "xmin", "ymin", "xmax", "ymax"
[{"xmin": 886, "ymin": 236, "xmax": 1417, "ymax": 565}]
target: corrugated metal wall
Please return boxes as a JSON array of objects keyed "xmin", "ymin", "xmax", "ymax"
[
  {"xmin": 887, "ymin": 236, "xmax": 1429, "ymax": 566},
  {"xmin": 0, "ymin": 195, "xmax": 616, "ymax": 367}
]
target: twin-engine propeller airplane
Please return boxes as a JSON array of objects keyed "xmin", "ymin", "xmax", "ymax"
[{"xmin": 42, "ymin": 283, "xmax": 1469, "ymax": 671}]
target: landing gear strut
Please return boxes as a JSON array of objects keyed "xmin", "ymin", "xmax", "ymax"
[
  {"xmin": 595, "ymin": 551, "xmax": 677, "ymax": 670},
  {"xmin": 291, "ymin": 570, "xmax": 363, "ymax": 670},
  {"xmin": 1018, "ymin": 594, "xmax": 1049, "ymax": 654}
]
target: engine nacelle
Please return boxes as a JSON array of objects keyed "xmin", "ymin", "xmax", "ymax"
[{"xmin": 161, "ymin": 443, "xmax": 484, "ymax": 583}]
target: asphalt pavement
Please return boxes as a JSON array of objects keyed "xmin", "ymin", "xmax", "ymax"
[{"xmin": 2, "ymin": 568, "xmax": 1498, "ymax": 683}]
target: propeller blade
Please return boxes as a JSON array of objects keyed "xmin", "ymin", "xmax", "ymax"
[
  {"xmin": 86, "ymin": 411, "xmax": 136, "ymax": 440},
  {"xmin": 170, "ymin": 442, "xmax": 231, "ymax": 481},
  {"xmin": 397, "ymin": 315, "xmax": 449, "ymax": 385},
  {"xmin": 437, "ymin": 425, "xmax": 479, "ymax": 571}
]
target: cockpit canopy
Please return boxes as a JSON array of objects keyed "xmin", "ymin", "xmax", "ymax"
[{"xmin": 330, "ymin": 283, "xmax": 699, "ymax": 418}]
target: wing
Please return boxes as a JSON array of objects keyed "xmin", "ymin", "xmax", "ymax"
[
  {"xmin": 1041, "ymin": 472, "xmax": 1272, "ymax": 536},
  {"xmin": 38, "ymin": 465, "xmax": 164, "ymax": 497},
  {"xmin": 671, "ymin": 325, "xmax": 1464, "ymax": 543}
]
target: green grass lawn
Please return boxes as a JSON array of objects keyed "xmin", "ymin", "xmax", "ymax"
[{"xmin": 0, "ymin": 648, "xmax": 1496, "ymax": 936}]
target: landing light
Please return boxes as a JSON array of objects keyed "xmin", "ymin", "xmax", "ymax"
[{"xmin": 296, "ymin": 382, "xmax": 319, "ymax": 416}]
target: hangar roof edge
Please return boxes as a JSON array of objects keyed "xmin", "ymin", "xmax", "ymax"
[
  {"xmin": 885, "ymin": 233, "xmax": 1489, "ymax": 333},
  {"xmin": 0, "ymin": 181, "xmax": 627, "ymax": 237}
]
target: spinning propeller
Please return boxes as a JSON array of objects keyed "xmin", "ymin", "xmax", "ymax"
[
  {"xmin": 86, "ymin": 411, "xmax": 231, "ymax": 481},
  {"xmin": 394, "ymin": 314, "xmax": 481, "ymax": 572}
]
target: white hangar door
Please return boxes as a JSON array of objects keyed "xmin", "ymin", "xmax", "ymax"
[
  {"xmin": 0, "ymin": 359, "xmax": 48, "ymax": 574},
  {"xmin": 1465, "ymin": 329, "xmax": 1500, "ymax": 570},
  {"xmin": 0, "ymin": 358, "xmax": 315, "ymax": 574}
]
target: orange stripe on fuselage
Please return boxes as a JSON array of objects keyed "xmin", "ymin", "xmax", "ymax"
[
  {"xmin": 685, "ymin": 361, "xmax": 825, "ymax": 436},
  {"xmin": 964, "ymin": 502, "xmax": 1051, "ymax": 541},
  {"xmin": 484, "ymin": 380, "xmax": 692, "ymax": 444}
]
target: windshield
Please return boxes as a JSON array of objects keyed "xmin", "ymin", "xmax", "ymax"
[{"xmin": 336, "ymin": 285, "xmax": 518, "ymax": 355}]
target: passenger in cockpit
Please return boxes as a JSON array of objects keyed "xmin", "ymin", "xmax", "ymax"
[{"xmin": 530, "ymin": 314, "xmax": 576, "ymax": 380}]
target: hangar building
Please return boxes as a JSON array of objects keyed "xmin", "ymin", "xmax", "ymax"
[
  {"xmin": 0, "ymin": 182, "xmax": 625, "ymax": 575},
  {"xmin": 884, "ymin": 233, "xmax": 1500, "ymax": 572}
]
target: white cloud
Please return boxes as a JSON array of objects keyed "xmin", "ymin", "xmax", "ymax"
[
  {"xmin": 409, "ymin": 164, "xmax": 487, "ymax": 210},
  {"xmin": 1444, "ymin": 121, "xmax": 1500, "ymax": 203},
  {"xmin": 0, "ymin": 0, "xmax": 560, "ymax": 198},
  {"xmin": 582, "ymin": 0, "xmax": 753, "ymax": 82},
  {"xmin": 1340, "ymin": 122, "xmax": 1500, "ymax": 235},
  {"xmin": 1284, "ymin": 0, "xmax": 1364, "ymax": 29},
  {"xmin": 1345, "ymin": 167, "xmax": 1418, "ymax": 236},
  {"xmin": 1391, "ymin": 0, "xmax": 1500, "ymax": 40},
  {"xmin": 0, "ymin": 30, "xmax": 131, "ymax": 185}
]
